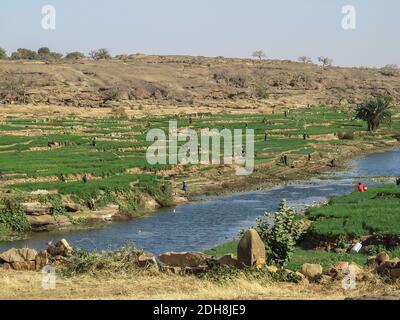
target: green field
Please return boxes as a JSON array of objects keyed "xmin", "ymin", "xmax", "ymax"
[
  {"xmin": 0, "ymin": 106, "xmax": 399, "ymax": 237},
  {"xmin": 0, "ymin": 106, "xmax": 388, "ymax": 186},
  {"xmin": 307, "ymin": 184, "xmax": 400, "ymax": 238},
  {"xmin": 205, "ymin": 184, "xmax": 400, "ymax": 271}
]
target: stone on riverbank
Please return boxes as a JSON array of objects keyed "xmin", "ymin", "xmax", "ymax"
[
  {"xmin": 159, "ymin": 252, "xmax": 211, "ymax": 267},
  {"xmin": 301, "ymin": 263, "xmax": 323, "ymax": 281},
  {"xmin": 47, "ymin": 239, "xmax": 73, "ymax": 257},
  {"xmin": 237, "ymin": 229, "xmax": 266, "ymax": 268},
  {"xmin": 217, "ymin": 254, "xmax": 238, "ymax": 267},
  {"xmin": 137, "ymin": 252, "xmax": 158, "ymax": 270},
  {"xmin": 0, "ymin": 248, "xmax": 38, "ymax": 271}
]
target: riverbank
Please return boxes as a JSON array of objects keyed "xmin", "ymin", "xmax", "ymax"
[
  {"xmin": 0, "ymin": 106, "xmax": 399, "ymax": 241},
  {"xmin": 205, "ymin": 183, "xmax": 400, "ymax": 272},
  {"xmin": 187, "ymin": 139, "xmax": 400, "ymax": 199}
]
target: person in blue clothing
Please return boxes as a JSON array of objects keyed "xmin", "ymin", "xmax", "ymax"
[
  {"xmin": 60, "ymin": 173, "xmax": 66, "ymax": 183},
  {"xmin": 182, "ymin": 180, "xmax": 187, "ymax": 193},
  {"xmin": 82, "ymin": 174, "xmax": 89, "ymax": 184}
]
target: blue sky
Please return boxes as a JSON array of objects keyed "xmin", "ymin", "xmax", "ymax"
[{"xmin": 0, "ymin": 0, "xmax": 398, "ymax": 67}]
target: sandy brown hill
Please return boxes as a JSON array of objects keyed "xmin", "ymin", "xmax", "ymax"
[{"xmin": 0, "ymin": 54, "xmax": 399, "ymax": 111}]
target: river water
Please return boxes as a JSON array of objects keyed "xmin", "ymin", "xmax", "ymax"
[{"xmin": 0, "ymin": 149, "xmax": 399, "ymax": 255}]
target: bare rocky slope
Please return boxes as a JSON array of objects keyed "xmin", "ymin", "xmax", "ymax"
[{"xmin": 1, "ymin": 54, "xmax": 400, "ymax": 111}]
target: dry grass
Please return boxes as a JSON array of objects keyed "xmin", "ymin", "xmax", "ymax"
[{"xmin": 1, "ymin": 269, "xmax": 399, "ymax": 300}]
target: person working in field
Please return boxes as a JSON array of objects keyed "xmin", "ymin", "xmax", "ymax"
[
  {"xmin": 182, "ymin": 180, "xmax": 187, "ymax": 194},
  {"xmin": 60, "ymin": 174, "xmax": 66, "ymax": 183},
  {"xmin": 83, "ymin": 174, "xmax": 89, "ymax": 184},
  {"xmin": 356, "ymin": 182, "xmax": 366, "ymax": 193}
]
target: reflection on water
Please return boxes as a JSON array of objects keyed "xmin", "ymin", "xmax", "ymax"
[{"xmin": 0, "ymin": 149, "xmax": 399, "ymax": 255}]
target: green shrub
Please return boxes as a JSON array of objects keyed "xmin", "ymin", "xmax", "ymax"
[
  {"xmin": 0, "ymin": 198, "xmax": 30, "ymax": 233},
  {"xmin": 61, "ymin": 243, "xmax": 146, "ymax": 277},
  {"xmin": 256, "ymin": 87, "xmax": 269, "ymax": 99},
  {"xmin": 65, "ymin": 51, "xmax": 85, "ymax": 60},
  {"xmin": 0, "ymin": 48, "xmax": 7, "ymax": 60},
  {"xmin": 256, "ymin": 200, "xmax": 305, "ymax": 267}
]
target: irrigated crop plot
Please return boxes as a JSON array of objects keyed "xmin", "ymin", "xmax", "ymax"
[{"xmin": 0, "ymin": 106, "xmax": 398, "ymax": 237}]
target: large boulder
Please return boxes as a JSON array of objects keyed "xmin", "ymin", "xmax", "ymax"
[
  {"xmin": 237, "ymin": 229, "xmax": 266, "ymax": 268},
  {"xmin": 0, "ymin": 248, "xmax": 37, "ymax": 264},
  {"xmin": 159, "ymin": 252, "xmax": 211, "ymax": 267},
  {"xmin": 47, "ymin": 239, "xmax": 73, "ymax": 257},
  {"xmin": 0, "ymin": 248, "xmax": 38, "ymax": 271},
  {"xmin": 301, "ymin": 263, "xmax": 323, "ymax": 281},
  {"xmin": 376, "ymin": 258, "xmax": 400, "ymax": 277}
]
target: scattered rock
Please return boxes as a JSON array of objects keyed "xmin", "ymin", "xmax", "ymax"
[
  {"xmin": 53, "ymin": 255, "xmax": 74, "ymax": 269},
  {"xmin": 137, "ymin": 252, "xmax": 158, "ymax": 270},
  {"xmin": 301, "ymin": 263, "xmax": 323, "ymax": 281},
  {"xmin": 159, "ymin": 252, "xmax": 211, "ymax": 268},
  {"xmin": 64, "ymin": 203, "xmax": 82, "ymax": 213},
  {"xmin": 47, "ymin": 239, "xmax": 73, "ymax": 257},
  {"xmin": 389, "ymin": 268, "xmax": 400, "ymax": 281},
  {"xmin": 376, "ymin": 252, "xmax": 390, "ymax": 265},
  {"xmin": 318, "ymin": 274, "xmax": 333, "ymax": 285},
  {"xmin": 294, "ymin": 271, "xmax": 309, "ymax": 284},
  {"xmin": 161, "ymin": 266, "xmax": 182, "ymax": 275},
  {"xmin": 217, "ymin": 254, "xmax": 238, "ymax": 268},
  {"xmin": 237, "ymin": 229, "xmax": 266, "ymax": 268},
  {"xmin": 365, "ymin": 256, "xmax": 378, "ymax": 268},
  {"xmin": 266, "ymin": 265, "xmax": 279, "ymax": 273}
]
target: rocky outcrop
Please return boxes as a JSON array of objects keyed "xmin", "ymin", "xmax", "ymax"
[
  {"xmin": 22, "ymin": 202, "xmax": 53, "ymax": 216},
  {"xmin": 0, "ymin": 248, "xmax": 38, "ymax": 271},
  {"xmin": 159, "ymin": 252, "xmax": 211, "ymax": 268},
  {"xmin": 27, "ymin": 215, "xmax": 72, "ymax": 231},
  {"xmin": 47, "ymin": 239, "xmax": 73, "ymax": 257},
  {"xmin": 237, "ymin": 229, "xmax": 266, "ymax": 268},
  {"xmin": 364, "ymin": 251, "xmax": 400, "ymax": 281},
  {"xmin": 0, "ymin": 239, "xmax": 74, "ymax": 271}
]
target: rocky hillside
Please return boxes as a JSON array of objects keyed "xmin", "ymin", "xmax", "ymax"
[{"xmin": 1, "ymin": 54, "xmax": 400, "ymax": 110}]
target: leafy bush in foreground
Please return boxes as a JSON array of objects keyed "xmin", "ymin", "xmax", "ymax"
[{"xmin": 256, "ymin": 200, "xmax": 305, "ymax": 267}]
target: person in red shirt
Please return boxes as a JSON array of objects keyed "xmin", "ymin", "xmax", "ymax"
[{"xmin": 357, "ymin": 182, "xmax": 366, "ymax": 193}]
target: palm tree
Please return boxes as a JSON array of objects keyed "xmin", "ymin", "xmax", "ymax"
[{"xmin": 355, "ymin": 96, "xmax": 393, "ymax": 132}]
